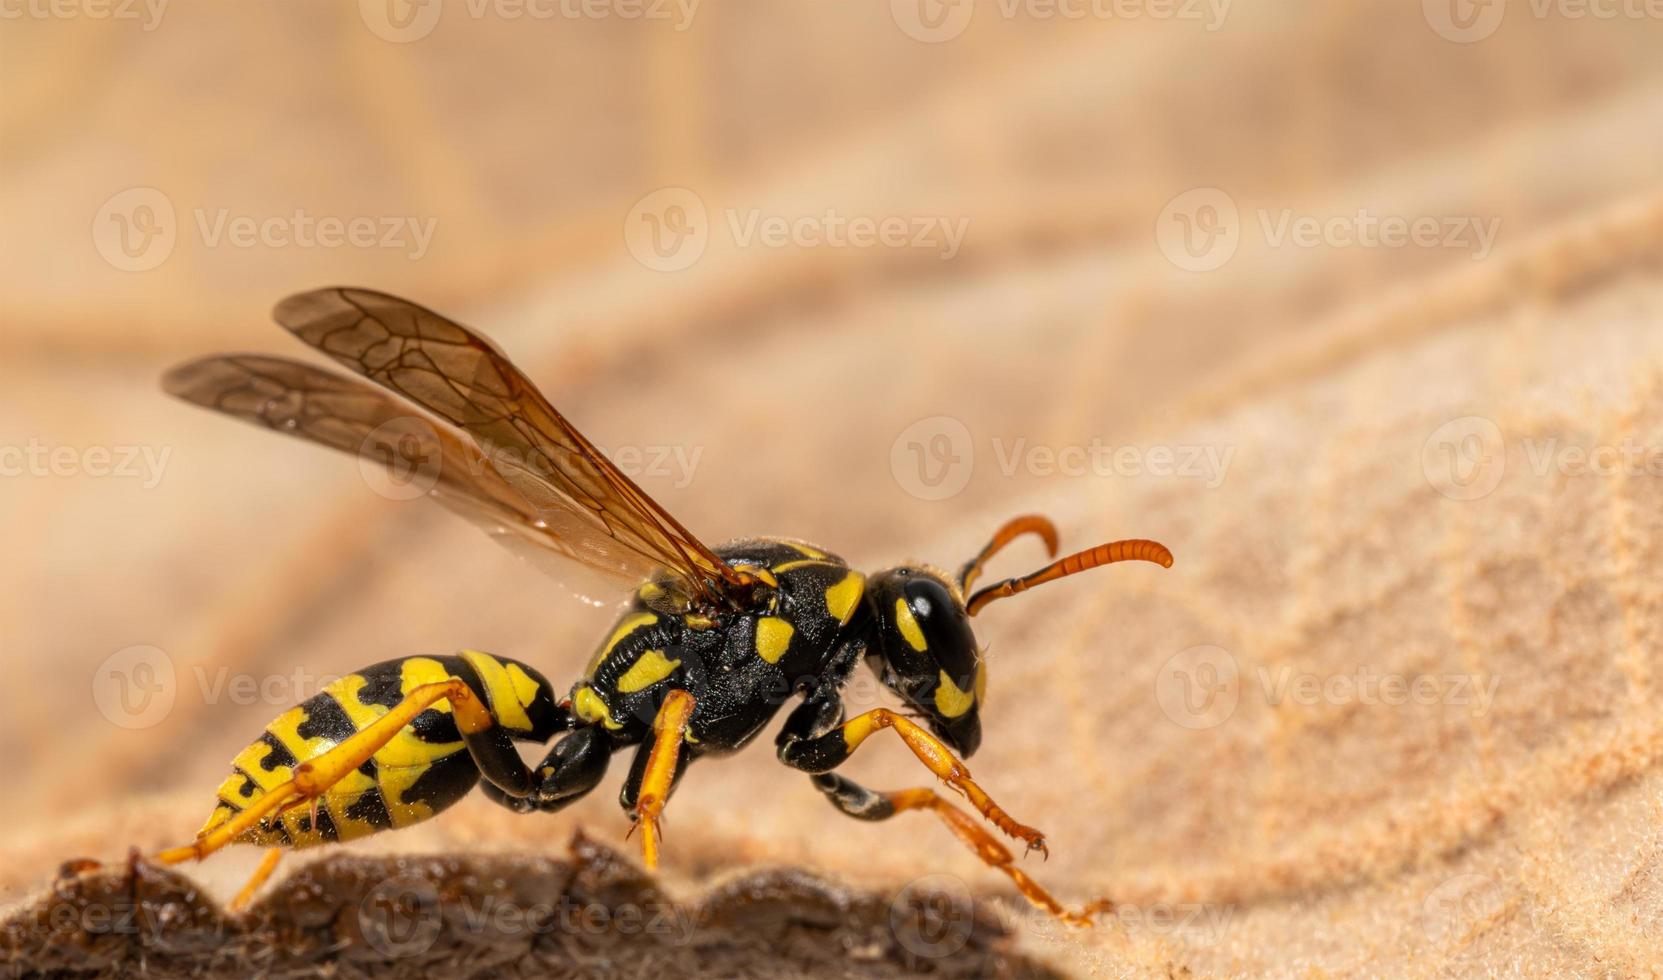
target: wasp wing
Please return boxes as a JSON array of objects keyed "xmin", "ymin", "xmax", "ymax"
[
  {"xmin": 162, "ymin": 354, "xmax": 669, "ymax": 590},
  {"xmin": 270, "ymin": 287, "xmax": 747, "ymax": 606}
]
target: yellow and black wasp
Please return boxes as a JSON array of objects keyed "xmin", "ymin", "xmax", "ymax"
[{"xmin": 154, "ymin": 288, "xmax": 1173, "ymax": 922}]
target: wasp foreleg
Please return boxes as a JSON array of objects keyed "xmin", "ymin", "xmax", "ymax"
[{"xmin": 777, "ymin": 703, "xmax": 1048, "ymax": 858}]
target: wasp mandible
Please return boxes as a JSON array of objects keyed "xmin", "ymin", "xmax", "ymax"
[{"xmin": 155, "ymin": 288, "xmax": 1173, "ymax": 923}]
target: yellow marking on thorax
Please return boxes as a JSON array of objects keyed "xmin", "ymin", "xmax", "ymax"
[
  {"xmin": 574, "ymin": 685, "xmax": 623, "ymax": 729},
  {"xmin": 588, "ymin": 612, "xmax": 658, "ymax": 677},
  {"xmin": 755, "ymin": 617, "xmax": 795, "ymax": 664},
  {"xmin": 824, "ymin": 571, "xmax": 865, "ymax": 625},
  {"xmin": 894, "ymin": 598, "xmax": 928, "ymax": 651},
  {"xmin": 975, "ymin": 661, "xmax": 988, "ymax": 704},
  {"xmin": 617, "ymin": 650, "xmax": 682, "ymax": 693},
  {"xmin": 684, "ymin": 613, "xmax": 716, "ymax": 630},
  {"xmin": 772, "ymin": 557, "xmax": 841, "ymax": 574},
  {"xmin": 734, "ymin": 563, "xmax": 779, "ymax": 588},
  {"xmin": 935, "ymin": 670, "xmax": 976, "ymax": 718},
  {"xmin": 460, "ymin": 650, "xmax": 534, "ymax": 732}
]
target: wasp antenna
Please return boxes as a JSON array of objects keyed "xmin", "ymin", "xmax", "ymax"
[
  {"xmin": 958, "ymin": 514, "xmax": 1061, "ymax": 591},
  {"xmin": 965, "ymin": 538, "xmax": 1173, "ymax": 616}
]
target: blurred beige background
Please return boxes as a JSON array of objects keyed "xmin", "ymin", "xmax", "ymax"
[{"xmin": 5, "ymin": 1, "xmax": 1663, "ymax": 975}]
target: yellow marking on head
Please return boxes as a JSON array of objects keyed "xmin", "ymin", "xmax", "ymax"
[
  {"xmin": 975, "ymin": 660, "xmax": 988, "ymax": 704},
  {"xmin": 935, "ymin": 670, "xmax": 976, "ymax": 718},
  {"xmin": 894, "ymin": 598, "xmax": 928, "ymax": 652},
  {"xmin": 460, "ymin": 650, "xmax": 534, "ymax": 732},
  {"xmin": 823, "ymin": 571, "xmax": 865, "ymax": 625},
  {"xmin": 617, "ymin": 649, "xmax": 682, "ymax": 694},
  {"xmin": 755, "ymin": 617, "xmax": 795, "ymax": 664},
  {"xmin": 574, "ymin": 686, "xmax": 623, "ymax": 730},
  {"xmin": 588, "ymin": 612, "xmax": 659, "ymax": 677}
]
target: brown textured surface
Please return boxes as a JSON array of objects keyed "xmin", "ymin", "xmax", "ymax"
[
  {"xmin": 2, "ymin": 835, "xmax": 1055, "ymax": 978},
  {"xmin": 6, "ymin": 3, "xmax": 1663, "ymax": 977}
]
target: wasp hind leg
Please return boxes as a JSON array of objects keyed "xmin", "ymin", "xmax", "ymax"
[
  {"xmin": 227, "ymin": 848, "xmax": 284, "ymax": 913},
  {"xmin": 812, "ymin": 773, "xmax": 1095, "ymax": 926},
  {"xmin": 616, "ymin": 690, "xmax": 697, "ymax": 871}
]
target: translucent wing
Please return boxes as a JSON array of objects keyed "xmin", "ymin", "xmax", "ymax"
[
  {"xmin": 162, "ymin": 354, "xmax": 671, "ymax": 592},
  {"xmin": 270, "ymin": 287, "xmax": 749, "ymax": 606}
]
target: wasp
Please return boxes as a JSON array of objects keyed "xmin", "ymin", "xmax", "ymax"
[{"xmin": 154, "ymin": 288, "xmax": 1173, "ymax": 922}]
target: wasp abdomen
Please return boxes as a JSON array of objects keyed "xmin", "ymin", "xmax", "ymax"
[{"xmin": 197, "ymin": 655, "xmax": 494, "ymax": 849}]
